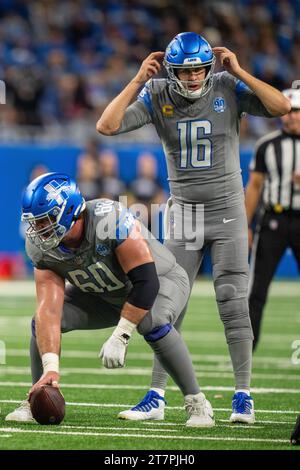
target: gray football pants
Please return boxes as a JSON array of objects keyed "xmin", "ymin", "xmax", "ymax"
[
  {"xmin": 30, "ymin": 264, "xmax": 201, "ymax": 396},
  {"xmin": 151, "ymin": 200, "xmax": 253, "ymax": 391}
]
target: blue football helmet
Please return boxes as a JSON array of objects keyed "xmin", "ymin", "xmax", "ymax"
[
  {"xmin": 22, "ymin": 172, "xmax": 86, "ymax": 251},
  {"xmin": 164, "ymin": 32, "xmax": 216, "ymax": 100}
]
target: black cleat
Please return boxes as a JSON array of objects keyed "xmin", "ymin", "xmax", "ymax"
[{"xmin": 291, "ymin": 414, "xmax": 300, "ymax": 445}]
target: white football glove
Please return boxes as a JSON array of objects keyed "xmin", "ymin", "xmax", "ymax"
[{"xmin": 99, "ymin": 332, "xmax": 130, "ymax": 369}]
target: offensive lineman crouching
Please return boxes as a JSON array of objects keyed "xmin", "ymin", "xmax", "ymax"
[{"xmin": 6, "ymin": 172, "xmax": 214, "ymax": 427}]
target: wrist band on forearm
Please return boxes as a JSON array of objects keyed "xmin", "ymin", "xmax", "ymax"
[
  {"xmin": 42, "ymin": 352, "xmax": 59, "ymax": 374},
  {"xmin": 113, "ymin": 317, "xmax": 137, "ymax": 339}
]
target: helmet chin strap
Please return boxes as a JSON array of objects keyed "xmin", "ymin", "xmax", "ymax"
[
  {"xmin": 171, "ymin": 67, "xmax": 213, "ymax": 100},
  {"xmin": 178, "ymin": 83, "xmax": 203, "ymax": 100}
]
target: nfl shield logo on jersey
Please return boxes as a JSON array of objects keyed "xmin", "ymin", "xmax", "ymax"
[
  {"xmin": 213, "ymin": 97, "xmax": 226, "ymax": 113},
  {"xmin": 96, "ymin": 243, "xmax": 110, "ymax": 256}
]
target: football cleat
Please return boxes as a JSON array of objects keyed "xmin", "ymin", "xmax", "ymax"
[
  {"xmin": 230, "ymin": 392, "xmax": 255, "ymax": 424},
  {"xmin": 291, "ymin": 413, "xmax": 300, "ymax": 445},
  {"xmin": 5, "ymin": 400, "xmax": 36, "ymax": 423},
  {"xmin": 185, "ymin": 392, "xmax": 215, "ymax": 428},
  {"xmin": 118, "ymin": 390, "xmax": 166, "ymax": 421}
]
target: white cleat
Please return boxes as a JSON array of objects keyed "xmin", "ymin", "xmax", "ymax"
[
  {"xmin": 118, "ymin": 390, "xmax": 165, "ymax": 421},
  {"xmin": 185, "ymin": 392, "xmax": 215, "ymax": 428},
  {"xmin": 229, "ymin": 392, "xmax": 255, "ymax": 424},
  {"xmin": 5, "ymin": 400, "xmax": 36, "ymax": 423}
]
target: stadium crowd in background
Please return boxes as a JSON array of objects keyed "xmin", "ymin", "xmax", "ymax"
[{"xmin": 1, "ymin": 0, "xmax": 300, "ymax": 143}]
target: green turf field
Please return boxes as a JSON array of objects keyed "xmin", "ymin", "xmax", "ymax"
[{"xmin": 0, "ymin": 280, "xmax": 299, "ymax": 450}]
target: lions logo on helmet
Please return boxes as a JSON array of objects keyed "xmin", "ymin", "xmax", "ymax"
[{"xmin": 22, "ymin": 172, "xmax": 86, "ymax": 252}]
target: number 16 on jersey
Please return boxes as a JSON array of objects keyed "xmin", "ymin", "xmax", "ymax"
[{"xmin": 177, "ymin": 120, "xmax": 212, "ymax": 169}]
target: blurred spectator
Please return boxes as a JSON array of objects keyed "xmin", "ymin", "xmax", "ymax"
[
  {"xmin": 77, "ymin": 149, "xmax": 102, "ymax": 201},
  {"xmin": 129, "ymin": 152, "xmax": 167, "ymax": 232},
  {"xmin": 29, "ymin": 163, "xmax": 50, "ymax": 181},
  {"xmin": 130, "ymin": 152, "xmax": 166, "ymax": 204},
  {"xmin": 5, "ymin": 66, "xmax": 44, "ymax": 126},
  {"xmin": 99, "ymin": 149, "xmax": 126, "ymax": 200},
  {"xmin": 43, "ymin": 73, "xmax": 92, "ymax": 123},
  {"xmin": 1, "ymin": 0, "xmax": 300, "ymax": 143},
  {"xmin": 20, "ymin": 163, "xmax": 50, "ymax": 241}
]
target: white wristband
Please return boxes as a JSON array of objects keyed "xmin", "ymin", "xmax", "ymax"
[
  {"xmin": 113, "ymin": 317, "xmax": 137, "ymax": 339},
  {"xmin": 42, "ymin": 353, "xmax": 59, "ymax": 374}
]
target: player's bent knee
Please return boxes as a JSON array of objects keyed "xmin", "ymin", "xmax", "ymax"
[
  {"xmin": 216, "ymin": 296, "xmax": 253, "ymax": 343},
  {"xmin": 215, "ymin": 283, "xmax": 237, "ymax": 302},
  {"xmin": 143, "ymin": 323, "xmax": 172, "ymax": 342}
]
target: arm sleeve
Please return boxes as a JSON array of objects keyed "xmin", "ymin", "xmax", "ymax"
[
  {"xmin": 113, "ymin": 82, "xmax": 153, "ymax": 135},
  {"xmin": 249, "ymin": 140, "xmax": 268, "ymax": 173},
  {"xmin": 220, "ymin": 72, "xmax": 273, "ymax": 117},
  {"xmin": 235, "ymin": 79, "xmax": 273, "ymax": 117}
]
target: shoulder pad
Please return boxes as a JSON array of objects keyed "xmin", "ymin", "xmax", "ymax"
[{"xmin": 94, "ymin": 200, "xmax": 135, "ymax": 245}]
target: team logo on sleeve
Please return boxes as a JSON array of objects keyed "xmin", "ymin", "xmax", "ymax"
[
  {"xmin": 162, "ymin": 104, "xmax": 174, "ymax": 117},
  {"xmin": 213, "ymin": 97, "xmax": 226, "ymax": 113}
]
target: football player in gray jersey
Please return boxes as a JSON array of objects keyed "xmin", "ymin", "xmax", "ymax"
[
  {"xmin": 97, "ymin": 32, "xmax": 291, "ymax": 423},
  {"xmin": 6, "ymin": 172, "xmax": 215, "ymax": 428}
]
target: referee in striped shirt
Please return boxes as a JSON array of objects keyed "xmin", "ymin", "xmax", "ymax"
[{"xmin": 245, "ymin": 88, "xmax": 300, "ymax": 350}]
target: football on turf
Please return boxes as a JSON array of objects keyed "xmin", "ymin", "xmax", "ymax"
[{"xmin": 29, "ymin": 385, "xmax": 65, "ymax": 425}]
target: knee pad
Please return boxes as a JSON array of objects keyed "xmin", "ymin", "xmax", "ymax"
[
  {"xmin": 216, "ymin": 283, "xmax": 250, "ymax": 322},
  {"xmin": 215, "ymin": 287, "xmax": 252, "ymax": 343},
  {"xmin": 215, "ymin": 283, "xmax": 249, "ymax": 319},
  {"xmin": 31, "ymin": 318, "xmax": 36, "ymax": 338},
  {"xmin": 215, "ymin": 283, "xmax": 237, "ymax": 302},
  {"xmin": 144, "ymin": 323, "xmax": 172, "ymax": 342}
]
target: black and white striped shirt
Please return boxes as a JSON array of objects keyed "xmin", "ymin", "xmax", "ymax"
[{"xmin": 249, "ymin": 130, "xmax": 300, "ymax": 210}]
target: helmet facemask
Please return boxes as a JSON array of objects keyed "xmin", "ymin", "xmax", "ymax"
[
  {"xmin": 22, "ymin": 202, "xmax": 72, "ymax": 252},
  {"xmin": 164, "ymin": 56, "xmax": 216, "ymax": 100}
]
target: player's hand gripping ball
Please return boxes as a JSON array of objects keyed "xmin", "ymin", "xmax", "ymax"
[{"xmin": 29, "ymin": 385, "xmax": 65, "ymax": 425}]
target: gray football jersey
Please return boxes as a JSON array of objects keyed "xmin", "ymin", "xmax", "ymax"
[
  {"xmin": 26, "ymin": 199, "xmax": 177, "ymax": 303},
  {"xmin": 115, "ymin": 72, "xmax": 272, "ymax": 210}
]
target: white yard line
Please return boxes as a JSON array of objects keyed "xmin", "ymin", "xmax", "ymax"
[
  {"xmin": 60, "ymin": 425, "xmax": 178, "ymax": 433},
  {"xmin": 143, "ymin": 419, "xmax": 294, "ymax": 426},
  {"xmin": 0, "ymin": 427, "xmax": 289, "ymax": 444},
  {"xmin": 1, "ymin": 367, "xmax": 300, "ymax": 385},
  {"xmin": 1, "ymin": 320, "xmax": 298, "ymax": 343},
  {"xmin": 0, "ymin": 280, "xmax": 299, "ymax": 297},
  {"xmin": 4, "ymin": 349, "xmax": 296, "ymax": 369},
  {"xmin": 59, "ymin": 423, "xmax": 263, "ymax": 431},
  {"xmin": 0, "ymin": 365, "xmax": 300, "ymax": 382},
  {"xmin": 0, "ymin": 282, "xmax": 36, "ymax": 296},
  {"xmin": 0, "ymin": 380, "xmax": 299, "ymax": 394},
  {"xmin": 0, "ymin": 399, "xmax": 299, "ymax": 415}
]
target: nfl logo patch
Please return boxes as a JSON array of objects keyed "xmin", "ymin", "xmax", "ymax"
[
  {"xmin": 96, "ymin": 243, "xmax": 110, "ymax": 256},
  {"xmin": 213, "ymin": 97, "xmax": 226, "ymax": 113}
]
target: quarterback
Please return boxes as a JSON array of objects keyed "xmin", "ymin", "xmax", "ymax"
[
  {"xmin": 97, "ymin": 32, "xmax": 291, "ymax": 423},
  {"xmin": 6, "ymin": 172, "xmax": 214, "ymax": 427}
]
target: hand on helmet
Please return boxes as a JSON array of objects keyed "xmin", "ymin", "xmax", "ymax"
[
  {"xmin": 133, "ymin": 52, "xmax": 165, "ymax": 85},
  {"xmin": 213, "ymin": 47, "xmax": 242, "ymax": 76}
]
